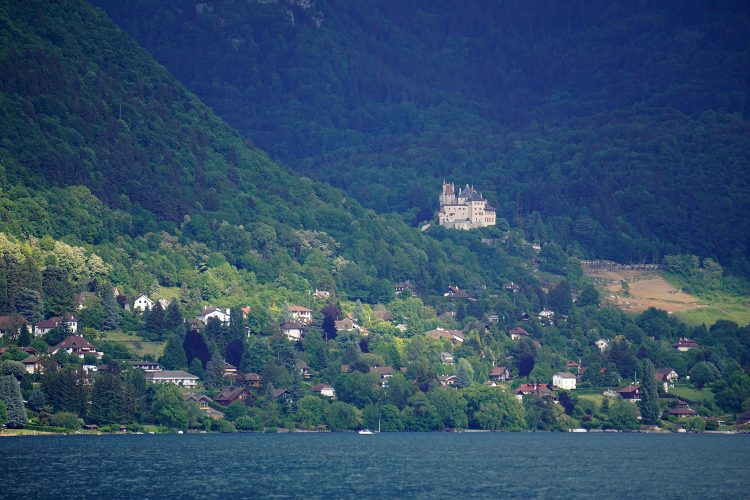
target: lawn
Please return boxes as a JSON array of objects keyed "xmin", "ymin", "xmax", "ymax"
[
  {"xmin": 101, "ymin": 330, "xmax": 165, "ymax": 359},
  {"xmin": 159, "ymin": 286, "xmax": 181, "ymax": 301},
  {"xmin": 668, "ymin": 384, "xmax": 715, "ymax": 403},
  {"xmin": 675, "ymin": 302, "xmax": 750, "ymax": 327}
]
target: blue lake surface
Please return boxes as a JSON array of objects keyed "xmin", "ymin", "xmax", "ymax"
[{"xmin": 1, "ymin": 432, "xmax": 749, "ymax": 499}]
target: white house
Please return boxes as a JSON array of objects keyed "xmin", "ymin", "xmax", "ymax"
[
  {"xmin": 553, "ymin": 372, "xmax": 577, "ymax": 390},
  {"xmin": 144, "ymin": 370, "xmax": 199, "ymax": 387},
  {"xmin": 311, "ymin": 384, "xmax": 336, "ymax": 398},
  {"xmin": 538, "ymin": 308, "xmax": 555, "ymax": 325},
  {"xmin": 200, "ymin": 307, "xmax": 231, "ymax": 324},
  {"xmin": 133, "ymin": 294, "xmax": 155, "ymax": 312},
  {"xmin": 288, "ymin": 305, "xmax": 313, "ymax": 323},
  {"xmin": 33, "ymin": 313, "xmax": 78, "ymax": 337},
  {"xmin": 158, "ymin": 298, "xmax": 171, "ymax": 309},
  {"xmin": 508, "ymin": 327, "xmax": 530, "ymax": 341},
  {"xmin": 48, "ymin": 335, "xmax": 102, "ymax": 359},
  {"xmin": 281, "ymin": 321, "xmax": 306, "ymax": 341},
  {"xmin": 595, "ymin": 339, "xmax": 609, "ymax": 352}
]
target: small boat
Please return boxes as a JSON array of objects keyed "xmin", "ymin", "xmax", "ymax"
[{"xmin": 358, "ymin": 429, "xmax": 374, "ymax": 435}]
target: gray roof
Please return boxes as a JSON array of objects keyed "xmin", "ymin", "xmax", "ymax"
[{"xmin": 145, "ymin": 370, "xmax": 198, "ymax": 380}]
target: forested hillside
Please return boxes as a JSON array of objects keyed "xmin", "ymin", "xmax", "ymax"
[
  {"xmin": 0, "ymin": 0, "xmax": 536, "ymax": 303},
  {"xmin": 94, "ymin": 0, "xmax": 750, "ymax": 273}
]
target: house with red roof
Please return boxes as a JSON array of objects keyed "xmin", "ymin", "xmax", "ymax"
[
  {"xmin": 33, "ymin": 313, "xmax": 78, "ymax": 337},
  {"xmin": 489, "ymin": 366, "xmax": 511, "ymax": 382},
  {"xmin": 0, "ymin": 315, "xmax": 27, "ymax": 338},
  {"xmin": 288, "ymin": 305, "xmax": 313, "ymax": 323},
  {"xmin": 673, "ymin": 338, "xmax": 700, "ymax": 352},
  {"xmin": 508, "ymin": 327, "xmax": 530, "ymax": 341},
  {"xmin": 617, "ymin": 385, "xmax": 641, "ymax": 402},
  {"xmin": 311, "ymin": 384, "xmax": 336, "ymax": 398},
  {"xmin": 49, "ymin": 335, "xmax": 101, "ymax": 358}
]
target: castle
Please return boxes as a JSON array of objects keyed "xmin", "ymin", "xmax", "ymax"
[{"xmin": 438, "ymin": 182, "xmax": 496, "ymax": 230}]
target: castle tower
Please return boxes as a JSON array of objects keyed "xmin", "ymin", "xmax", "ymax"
[{"xmin": 440, "ymin": 181, "xmax": 456, "ymax": 206}]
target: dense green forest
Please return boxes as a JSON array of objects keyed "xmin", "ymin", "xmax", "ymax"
[
  {"xmin": 94, "ymin": 0, "xmax": 750, "ymax": 273},
  {"xmin": 0, "ymin": 0, "xmax": 541, "ymax": 303}
]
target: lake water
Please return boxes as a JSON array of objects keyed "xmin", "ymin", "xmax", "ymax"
[{"xmin": 1, "ymin": 432, "xmax": 748, "ymax": 499}]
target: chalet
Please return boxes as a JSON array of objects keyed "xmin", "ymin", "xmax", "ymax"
[
  {"xmin": 185, "ymin": 393, "xmax": 224, "ymax": 419},
  {"xmin": 311, "ymin": 384, "xmax": 336, "ymax": 398},
  {"xmin": 673, "ymin": 338, "xmax": 700, "ymax": 352},
  {"xmin": 144, "ymin": 370, "xmax": 199, "ymax": 387},
  {"xmin": 201, "ymin": 307, "xmax": 230, "ymax": 324},
  {"xmin": 489, "ymin": 366, "xmax": 511, "ymax": 382},
  {"xmin": 669, "ymin": 407, "xmax": 697, "ymax": 419},
  {"xmin": 514, "ymin": 383, "xmax": 552, "ymax": 399},
  {"xmin": 508, "ymin": 327, "xmax": 530, "ymax": 341},
  {"xmin": 288, "ymin": 305, "xmax": 313, "ymax": 323},
  {"xmin": 438, "ymin": 375, "xmax": 458, "ymax": 387},
  {"xmin": 21, "ymin": 355, "xmax": 44, "ymax": 375},
  {"xmin": 440, "ymin": 352, "xmax": 455, "ymax": 364},
  {"xmin": 538, "ymin": 309, "xmax": 555, "ymax": 324},
  {"xmin": 656, "ymin": 368, "xmax": 679, "ymax": 391},
  {"xmin": 281, "ymin": 321, "xmax": 306, "ymax": 341},
  {"xmin": 223, "ymin": 361, "xmax": 238, "ymax": 378},
  {"xmin": 313, "ymin": 290, "xmax": 330, "ymax": 300},
  {"xmin": 618, "ymin": 385, "xmax": 641, "ymax": 402},
  {"xmin": 595, "ymin": 339, "xmax": 609, "ymax": 352},
  {"xmin": 241, "ymin": 372, "xmax": 262, "ymax": 388},
  {"xmin": 566, "ymin": 360, "xmax": 580, "ymax": 370},
  {"xmin": 296, "ymin": 359, "xmax": 313, "ymax": 379},
  {"xmin": 518, "ymin": 312, "xmax": 531, "ymax": 322},
  {"xmin": 34, "ymin": 313, "xmax": 78, "ymax": 337},
  {"xmin": 214, "ymin": 386, "xmax": 250, "ymax": 406},
  {"xmin": 394, "ymin": 281, "xmax": 416, "ymax": 295},
  {"xmin": 443, "ymin": 286, "xmax": 471, "ymax": 299},
  {"xmin": 49, "ymin": 335, "xmax": 101, "ymax": 359},
  {"xmin": 131, "ymin": 361, "xmax": 162, "ymax": 372},
  {"xmin": 76, "ymin": 291, "xmax": 97, "ymax": 310},
  {"xmin": 370, "ymin": 366, "xmax": 394, "ymax": 386},
  {"xmin": 553, "ymin": 372, "xmax": 577, "ymax": 390},
  {"xmin": 272, "ymin": 388, "xmax": 293, "ymax": 404},
  {"xmin": 0, "ymin": 346, "xmax": 37, "ymax": 356},
  {"xmin": 0, "ymin": 315, "xmax": 27, "ymax": 338},
  {"xmin": 426, "ymin": 328, "xmax": 465, "ymax": 345},
  {"xmin": 334, "ymin": 317, "xmax": 370, "ymax": 336},
  {"xmin": 133, "ymin": 294, "xmax": 154, "ymax": 312}
]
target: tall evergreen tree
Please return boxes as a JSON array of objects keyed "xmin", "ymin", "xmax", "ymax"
[
  {"xmin": 14, "ymin": 288, "xmax": 43, "ymax": 323},
  {"xmin": 160, "ymin": 333, "xmax": 188, "ymax": 370},
  {"xmin": 42, "ymin": 368, "xmax": 88, "ymax": 415},
  {"xmin": 204, "ymin": 353, "xmax": 225, "ymax": 389},
  {"xmin": 547, "ymin": 281, "xmax": 573, "ymax": 315},
  {"xmin": 456, "ymin": 363, "xmax": 473, "ymax": 389},
  {"xmin": 165, "ymin": 301, "xmax": 183, "ymax": 333},
  {"xmin": 101, "ymin": 285, "xmax": 122, "ymax": 330},
  {"xmin": 17, "ymin": 324, "xmax": 31, "ymax": 347},
  {"xmin": 0, "ymin": 375, "xmax": 26, "ymax": 428},
  {"xmin": 144, "ymin": 301, "xmax": 166, "ymax": 338},
  {"xmin": 183, "ymin": 328, "xmax": 211, "ymax": 367},
  {"xmin": 90, "ymin": 372, "xmax": 135, "ymax": 424},
  {"xmin": 42, "ymin": 266, "xmax": 75, "ymax": 316},
  {"xmin": 638, "ymin": 358, "xmax": 661, "ymax": 425},
  {"xmin": 0, "ymin": 255, "xmax": 22, "ymax": 314}
]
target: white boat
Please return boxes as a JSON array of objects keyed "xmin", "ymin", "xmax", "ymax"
[{"xmin": 358, "ymin": 429, "xmax": 374, "ymax": 435}]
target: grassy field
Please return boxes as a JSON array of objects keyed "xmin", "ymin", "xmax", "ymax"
[
  {"xmin": 575, "ymin": 389, "xmax": 605, "ymax": 408},
  {"xmin": 101, "ymin": 330, "xmax": 165, "ymax": 359},
  {"xmin": 668, "ymin": 384, "xmax": 715, "ymax": 403},
  {"xmin": 159, "ymin": 286, "xmax": 181, "ymax": 301}
]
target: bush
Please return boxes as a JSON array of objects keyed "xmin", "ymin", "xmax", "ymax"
[
  {"xmin": 50, "ymin": 412, "xmax": 83, "ymax": 430},
  {"xmin": 234, "ymin": 415, "xmax": 263, "ymax": 431},
  {"xmin": 213, "ymin": 419, "xmax": 237, "ymax": 433}
]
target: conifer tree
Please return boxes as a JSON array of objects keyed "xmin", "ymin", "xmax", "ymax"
[
  {"xmin": 90, "ymin": 372, "xmax": 135, "ymax": 424},
  {"xmin": 144, "ymin": 301, "xmax": 166, "ymax": 338},
  {"xmin": 456, "ymin": 363, "xmax": 473, "ymax": 389},
  {"xmin": 161, "ymin": 333, "xmax": 188, "ymax": 370},
  {"xmin": 204, "ymin": 353, "xmax": 225, "ymax": 389},
  {"xmin": 42, "ymin": 266, "xmax": 74, "ymax": 316},
  {"xmin": 14, "ymin": 288, "xmax": 43, "ymax": 323},
  {"xmin": 17, "ymin": 324, "xmax": 31, "ymax": 347},
  {"xmin": 0, "ymin": 376, "xmax": 25, "ymax": 428},
  {"xmin": 638, "ymin": 358, "xmax": 661, "ymax": 425},
  {"xmin": 101, "ymin": 285, "xmax": 122, "ymax": 330}
]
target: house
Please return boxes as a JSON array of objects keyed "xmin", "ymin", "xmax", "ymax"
[
  {"xmin": 673, "ymin": 338, "xmax": 700, "ymax": 352},
  {"xmin": 504, "ymin": 282, "xmax": 520, "ymax": 293},
  {"xmin": 288, "ymin": 305, "xmax": 313, "ymax": 323},
  {"xmin": 158, "ymin": 298, "xmax": 171, "ymax": 310},
  {"xmin": 538, "ymin": 309, "xmax": 555, "ymax": 324},
  {"xmin": 311, "ymin": 384, "xmax": 336, "ymax": 398},
  {"xmin": 394, "ymin": 281, "xmax": 416, "ymax": 295},
  {"xmin": 0, "ymin": 315, "xmax": 27, "ymax": 338},
  {"xmin": 508, "ymin": 327, "xmax": 530, "ymax": 341},
  {"xmin": 49, "ymin": 335, "xmax": 102, "ymax": 359},
  {"xmin": 566, "ymin": 360, "xmax": 580, "ymax": 370},
  {"xmin": 396, "ymin": 323, "xmax": 408, "ymax": 333},
  {"xmin": 21, "ymin": 355, "xmax": 44, "ymax": 375},
  {"xmin": 272, "ymin": 388, "xmax": 293, "ymax": 404},
  {"xmin": 223, "ymin": 361, "xmax": 238, "ymax": 378},
  {"xmin": 241, "ymin": 306, "xmax": 252, "ymax": 318},
  {"xmin": 185, "ymin": 393, "xmax": 224, "ymax": 419},
  {"xmin": 281, "ymin": 321, "xmax": 306, "ymax": 341},
  {"xmin": 370, "ymin": 366, "xmax": 394, "ymax": 386},
  {"xmin": 313, "ymin": 290, "xmax": 331, "ymax": 300},
  {"xmin": 438, "ymin": 375, "xmax": 458, "ymax": 387},
  {"xmin": 76, "ymin": 291, "xmax": 97, "ymax": 310},
  {"xmin": 214, "ymin": 386, "xmax": 250, "ymax": 406},
  {"xmin": 241, "ymin": 372, "xmax": 262, "ymax": 389},
  {"xmin": 618, "ymin": 385, "xmax": 641, "ymax": 402},
  {"xmin": 669, "ymin": 407, "xmax": 697, "ymax": 418},
  {"xmin": 484, "ymin": 380, "xmax": 498, "ymax": 387},
  {"xmin": 440, "ymin": 352, "xmax": 455, "ymax": 364},
  {"xmin": 656, "ymin": 368, "xmax": 679, "ymax": 391},
  {"xmin": 131, "ymin": 361, "xmax": 162, "ymax": 372},
  {"xmin": 133, "ymin": 294, "xmax": 154, "ymax": 312},
  {"xmin": 201, "ymin": 307, "xmax": 231, "ymax": 324},
  {"xmin": 438, "ymin": 182, "xmax": 496, "ymax": 230},
  {"xmin": 144, "ymin": 370, "xmax": 199, "ymax": 387},
  {"xmin": 426, "ymin": 328, "xmax": 465, "ymax": 345},
  {"xmin": 33, "ymin": 313, "xmax": 78, "ymax": 337},
  {"xmin": 514, "ymin": 383, "xmax": 552, "ymax": 399},
  {"xmin": 553, "ymin": 372, "xmax": 577, "ymax": 390},
  {"xmin": 595, "ymin": 339, "xmax": 609, "ymax": 352},
  {"xmin": 443, "ymin": 286, "xmax": 471, "ymax": 299},
  {"xmin": 296, "ymin": 359, "xmax": 313, "ymax": 379},
  {"xmin": 489, "ymin": 366, "xmax": 511, "ymax": 382}
]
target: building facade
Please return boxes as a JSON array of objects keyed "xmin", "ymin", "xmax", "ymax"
[{"xmin": 438, "ymin": 182, "xmax": 496, "ymax": 230}]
